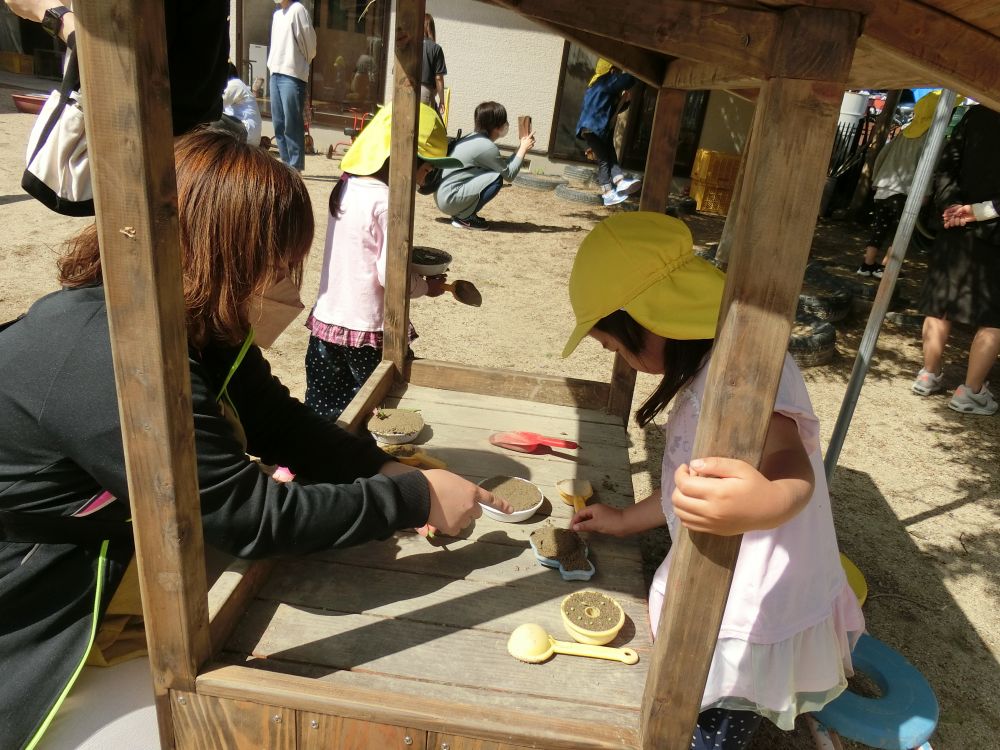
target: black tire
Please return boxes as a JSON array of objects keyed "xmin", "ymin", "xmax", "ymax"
[
  {"xmin": 513, "ymin": 173, "xmax": 568, "ymax": 191},
  {"xmin": 884, "ymin": 311, "xmax": 925, "ymax": 328},
  {"xmin": 563, "ymin": 164, "xmax": 597, "ymax": 185},
  {"xmin": 789, "ymin": 314, "xmax": 836, "ymax": 367},
  {"xmin": 799, "ymin": 264, "xmax": 853, "ymax": 322},
  {"xmin": 554, "ymin": 182, "xmax": 604, "ymax": 205}
]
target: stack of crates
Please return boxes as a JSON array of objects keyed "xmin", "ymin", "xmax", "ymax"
[{"xmin": 689, "ymin": 149, "xmax": 741, "ymax": 216}]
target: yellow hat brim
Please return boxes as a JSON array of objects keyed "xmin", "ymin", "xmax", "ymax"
[{"xmin": 340, "ymin": 103, "xmax": 463, "ymax": 175}]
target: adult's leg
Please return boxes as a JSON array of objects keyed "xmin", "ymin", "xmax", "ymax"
[
  {"xmin": 921, "ymin": 315, "xmax": 952, "ymax": 375},
  {"xmin": 269, "ymin": 73, "xmax": 289, "ymax": 165},
  {"xmin": 690, "ymin": 708, "xmax": 762, "ymax": 750},
  {"xmin": 280, "ymin": 76, "xmax": 307, "ymax": 171},
  {"xmin": 964, "ymin": 327, "xmax": 1000, "ymax": 392},
  {"xmin": 471, "ymin": 175, "xmax": 503, "ymax": 216}
]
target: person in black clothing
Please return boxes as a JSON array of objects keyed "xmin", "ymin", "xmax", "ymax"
[
  {"xmin": 913, "ymin": 104, "xmax": 1000, "ymax": 415},
  {"xmin": 420, "ymin": 13, "xmax": 447, "ymax": 116},
  {"xmin": 0, "ymin": 128, "xmax": 506, "ymax": 750}
]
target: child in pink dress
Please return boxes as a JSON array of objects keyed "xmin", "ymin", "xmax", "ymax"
[
  {"xmin": 305, "ymin": 104, "xmax": 462, "ymax": 419},
  {"xmin": 562, "ymin": 212, "xmax": 865, "ymax": 749}
]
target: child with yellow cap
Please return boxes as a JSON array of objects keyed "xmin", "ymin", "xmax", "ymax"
[
  {"xmin": 856, "ymin": 91, "xmax": 944, "ymax": 278},
  {"xmin": 563, "ymin": 212, "xmax": 865, "ymax": 749},
  {"xmin": 304, "ymin": 104, "xmax": 463, "ymax": 419}
]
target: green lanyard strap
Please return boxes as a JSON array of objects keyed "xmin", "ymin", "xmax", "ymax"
[{"xmin": 215, "ymin": 328, "xmax": 255, "ymax": 420}]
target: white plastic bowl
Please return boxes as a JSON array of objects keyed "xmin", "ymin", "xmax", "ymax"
[
  {"xmin": 370, "ymin": 427, "xmax": 424, "ymax": 445},
  {"xmin": 478, "ymin": 477, "xmax": 544, "ymax": 523},
  {"xmin": 411, "ymin": 246, "xmax": 452, "ymax": 276}
]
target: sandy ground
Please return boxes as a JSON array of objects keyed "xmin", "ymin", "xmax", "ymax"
[{"xmin": 2, "ymin": 88, "xmax": 998, "ymax": 749}]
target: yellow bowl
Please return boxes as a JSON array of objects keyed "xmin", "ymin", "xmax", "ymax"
[{"xmin": 560, "ymin": 591, "xmax": 625, "ymax": 646}]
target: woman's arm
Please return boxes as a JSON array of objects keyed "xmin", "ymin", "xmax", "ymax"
[{"xmin": 670, "ymin": 412, "xmax": 814, "ymax": 536}]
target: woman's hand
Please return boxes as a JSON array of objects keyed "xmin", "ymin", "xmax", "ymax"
[
  {"xmin": 424, "ymin": 274, "xmax": 448, "ymax": 298},
  {"xmin": 423, "ymin": 469, "xmax": 511, "ymax": 535},
  {"xmin": 942, "ymin": 203, "xmax": 975, "ymax": 228},
  {"xmin": 518, "ymin": 131, "xmax": 536, "ymax": 156},
  {"xmin": 569, "ymin": 503, "xmax": 627, "ymax": 536}
]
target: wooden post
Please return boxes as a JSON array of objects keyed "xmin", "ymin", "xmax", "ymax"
[
  {"xmin": 73, "ymin": 1, "xmax": 211, "ymax": 747},
  {"xmin": 606, "ymin": 87, "xmax": 687, "ymax": 424},
  {"xmin": 847, "ymin": 89, "xmax": 901, "ymax": 219},
  {"xmin": 639, "ymin": 9, "xmax": 860, "ymax": 748},
  {"xmin": 382, "ymin": 0, "xmax": 426, "ymax": 372}
]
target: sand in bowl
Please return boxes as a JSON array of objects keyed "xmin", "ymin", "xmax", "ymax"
[
  {"xmin": 369, "ymin": 409, "xmax": 424, "ymax": 438},
  {"xmin": 563, "ymin": 591, "xmax": 620, "ymax": 631},
  {"xmin": 530, "ymin": 524, "xmax": 589, "ymax": 571},
  {"xmin": 480, "ymin": 476, "xmax": 542, "ymax": 512}
]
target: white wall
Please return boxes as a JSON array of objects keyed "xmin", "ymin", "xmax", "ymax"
[
  {"xmin": 387, "ymin": 0, "xmax": 565, "ymax": 152},
  {"xmin": 696, "ymin": 91, "xmax": 755, "ymax": 155}
]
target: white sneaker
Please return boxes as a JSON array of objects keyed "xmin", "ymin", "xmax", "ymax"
[
  {"xmin": 948, "ymin": 383, "xmax": 998, "ymax": 415},
  {"xmin": 614, "ymin": 176, "xmax": 642, "ymax": 196},
  {"xmin": 601, "ymin": 190, "xmax": 629, "ymax": 207},
  {"xmin": 911, "ymin": 368, "xmax": 943, "ymax": 396}
]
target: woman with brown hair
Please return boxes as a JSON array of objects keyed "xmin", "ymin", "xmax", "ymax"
[{"xmin": 0, "ymin": 127, "xmax": 505, "ymax": 750}]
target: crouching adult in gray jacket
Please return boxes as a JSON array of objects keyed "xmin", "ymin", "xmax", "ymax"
[{"xmin": 435, "ymin": 101, "xmax": 534, "ymax": 230}]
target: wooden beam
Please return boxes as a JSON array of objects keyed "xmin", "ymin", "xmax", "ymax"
[
  {"xmin": 715, "ymin": 116, "xmax": 756, "ymax": 267},
  {"xmin": 207, "ymin": 559, "xmax": 276, "ymax": 658},
  {"xmin": 486, "ymin": 4, "xmax": 663, "ymax": 87},
  {"xmin": 639, "ymin": 8, "xmax": 860, "ymax": 747},
  {"xmin": 497, "ymin": 0, "xmax": 779, "ymax": 78},
  {"xmin": 73, "ymin": 2, "xmax": 211, "ymax": 747},
  {"xmin": 335, "ymin": 360, "xmax": 398, "ymax": 433},
  {"xmin": 403, "ymin": 360, "xmax": 611, "ymax": 411},
  {"xmin": 861, "ymin": 0, "xmax": 1000, "ymax": 111},
  {"xmin": 382, "ymin": 0, "xmax": 425, "ymax": 370},
  {"xmin": 663, "ymin": 58, "xmax": 761, "ymax": 90}
]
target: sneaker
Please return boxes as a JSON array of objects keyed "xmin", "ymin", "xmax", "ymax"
[
  {"xmin": 948, "ymin": 383, "xmax": 999, "ymax": 415},
  {"xmin": 451, "ymin": 214, "xmax": 489, "ymax": 230},
  {"xmin": 614, "ymin": 176, "xmax": 642, "ymax": 196},
  {"xmin": 856, "ymin": 263, "xmax": 879, "ymax": 277},
  {"xmin": 601, "ymin": 190, "xmax": 629, "ymax": 207},
  {"xmin": 911, "ymin": 368, "xmax": 943, "ymax": 396},
  {"xmin": 872, "ymin": 264, "xmax": 886, "ymax": 279}
]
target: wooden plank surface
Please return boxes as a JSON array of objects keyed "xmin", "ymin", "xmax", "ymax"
[
  {"xmin": 171, "ymin": 691, "xmax": 295, "ymax": 750},
  {"xmin": 198, "ymin": 664, "xmax": 640, "ymax": 749},
  {"xmin": 73, "ymin": 3, "xmax": 210, "ymax": 746},
  {"xmin": 219, "ymin": 384, "xmax": 649, "ymax": 738},
  {"xmin": 207, "ymin": 558, "xmax": 275, "ymax": 657}
]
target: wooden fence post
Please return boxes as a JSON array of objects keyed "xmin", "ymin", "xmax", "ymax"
[
  {"xmin": 74, "ymin": 1, "xmax": 211, "ymax": 747},
  {"xmin": 639, "ymin": 9, "xmax": 861, "ymax": 748}
]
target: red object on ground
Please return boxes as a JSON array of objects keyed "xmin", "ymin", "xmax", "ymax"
[
  {"xmin": 12, "ymin": 93, "xmax": 47, "ymax": 115},
  {"xmin": 488, "ymin": 431, "xmax": 579, "ymax": 453}
]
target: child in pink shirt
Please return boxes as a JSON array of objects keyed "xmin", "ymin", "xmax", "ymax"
[
  {"xmin": 562, "ymin": 213, "xmax": 865, "ymax": 749},
  {"xmin": 305, "ymin": 104, "xmax": 462, "ymax": 419}
]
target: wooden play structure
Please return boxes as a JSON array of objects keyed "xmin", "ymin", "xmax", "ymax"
[{"xmin": 74, "ymin": 0, "xmax": 1000, "ymax": 748}]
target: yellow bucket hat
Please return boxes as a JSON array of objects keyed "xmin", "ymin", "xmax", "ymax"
[
  {"xmin": 588, "ymin": 58, "xmax": 614, "ymax": 87},
  {"xmin": 902, "ymin": 91, "xmax": 942, "ymax": 139},
  {"xmin": 340, "ymin": 102, "xmax": 463, "ymax": 175},
  {"xmin": 562, "ymin": 213, "xmax": 726, "ymax": 357}
]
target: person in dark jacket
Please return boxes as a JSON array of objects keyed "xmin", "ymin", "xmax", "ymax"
[
  {"xmin": 0, "ymin": 128, "xmax": 506, "ymax": 750},
  {"xmin": 912, "ymin": 104, "xmax": 1000, "ymax": 415}
]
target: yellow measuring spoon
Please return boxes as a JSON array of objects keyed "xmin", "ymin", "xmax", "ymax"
[
  {"xmin": 382, "ymin": 443, "xmax": 447, "ymax": 470},
  {"xmin": 507, "ymin": 623, "xmax": 638, "ymax": 665},
  {"xmin": 556, "ymin": 478, "xmax": 593, "ymax": 514}
]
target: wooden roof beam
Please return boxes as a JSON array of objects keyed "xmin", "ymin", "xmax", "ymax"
[
  {"xmin": 662, "ymin": 58, "xmax": 761, "ymax": 90},
  {"xmin": 535, "ymin": 20, "xmax": 665, "ymax": 87},
  {"xmin": 862, "ymin": 0, "xmax": 1000, "ymax": 111},
  {"xmin": 498, "ymin": 0, "xmax": 779, "ymax": 77}
]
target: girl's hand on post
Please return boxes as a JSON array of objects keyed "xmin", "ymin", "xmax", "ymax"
[
  {"xmin": 570, "ymin": 503, "xmax": 626, "ymax": 536},
  {"xmin": 422, "ymin": 469, "xmax": 511, "ymax": 535},
  {"xmin": 672, "ymin": 457, "xmax": 788, "ymax": 536}
]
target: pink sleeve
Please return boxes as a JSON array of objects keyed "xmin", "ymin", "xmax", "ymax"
[{"xmin": 772, "ymin": 354, "xmax": 821, "ymax": 455}]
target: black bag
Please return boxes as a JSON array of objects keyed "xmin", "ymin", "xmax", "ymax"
[{"xmin": 417, "ymin": 128, "xmax": 462, "ymax": 195}]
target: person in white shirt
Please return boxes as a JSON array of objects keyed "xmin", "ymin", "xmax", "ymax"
[{"xmin": 267, "ymin": 0, "xmax": 316, "ymax": 171}]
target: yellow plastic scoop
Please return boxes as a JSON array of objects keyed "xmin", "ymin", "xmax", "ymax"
[
  {"xmin": 556, "ymin": 478, "xmax": 593, "ymax": 514},
  {"xmin": 382, "ymin": 443, "xmax": 447, "ymax": 470},
  {"xmin": 507, "ymin": 623, "xmax": 638, "ymax": 665}
]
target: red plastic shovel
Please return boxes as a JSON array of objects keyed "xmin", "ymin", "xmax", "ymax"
[{"xmin": 489, "ymin": 431, "xmax": 579, "ymax": 453}]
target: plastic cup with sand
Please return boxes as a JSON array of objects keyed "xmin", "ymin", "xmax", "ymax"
[
  {"xmin": 561, "ymin": 590, "xmax": 625, "ymax": 645},
  {"xmin": 368, "ymin": 409, "xmax": 425, "ymax": 445},
  {"xmin": 528, "ymin": 524, "xmax": 595, "ymax": 581},
  {"xmin": 478, "ymin": 476, "xmax": 543, "ymax": 522}
]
